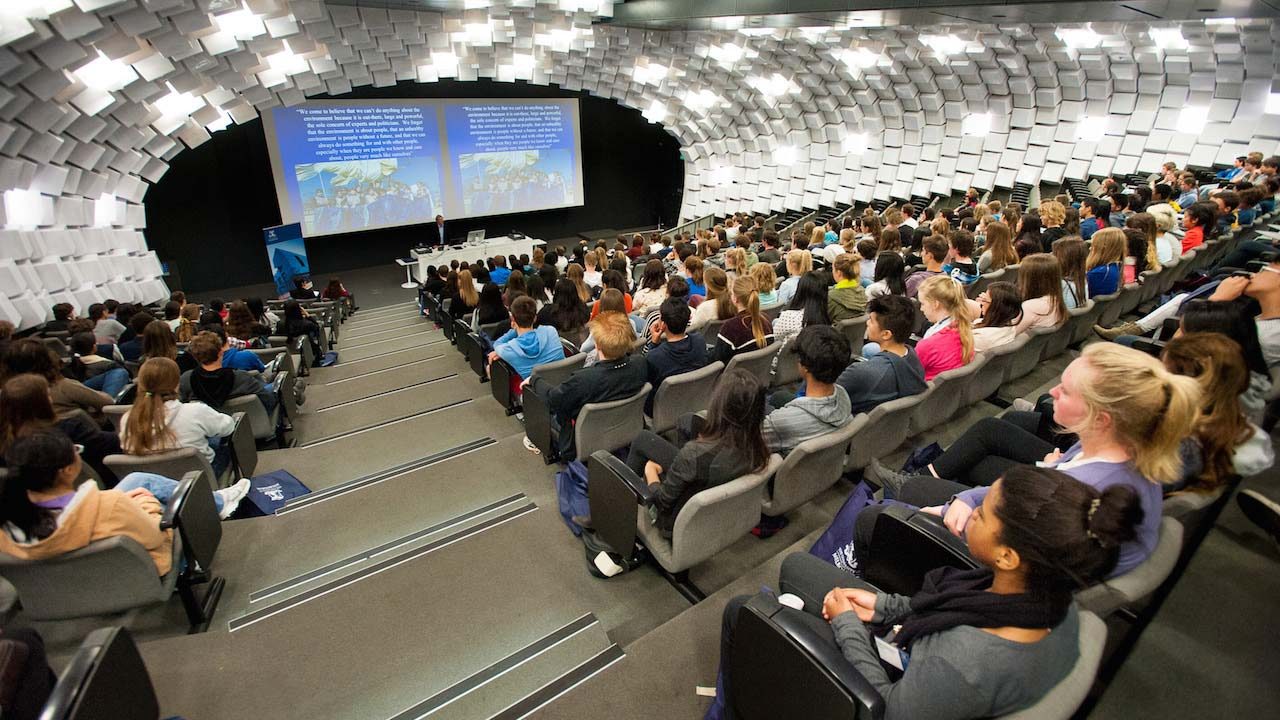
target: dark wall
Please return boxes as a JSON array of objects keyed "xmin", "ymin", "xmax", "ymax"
[{"xmin": 143, "ymin": 80, "xmax": 685, "ymax": 293}]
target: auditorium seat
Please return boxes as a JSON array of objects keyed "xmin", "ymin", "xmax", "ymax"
[
  {"xmin": 220, "ymin": 382, "xmax": 285, "ymax": 447},
  {"xmin": 647, "ymin": 361, "xmax": 723, "ymax": 438},
  {"xmin": 726, "ymin": 593, "xmax": 1108, "ymax": 720},
  {"xmin": 40, "ymin": 627, "xmax": 159, "ymax": 720},
  {"xmin": 574, "ymin": 383, "xmax": 653, "ymax": 462},
  {"xmin": 586, "ymin": 450, "xmax": 783, "ymax": 601},
  {"xmin": 105, "ymin": 411, "xmax": 252, "ymax": 489},
  {"xmin": 834, "ymin": 315, "xmax": 868, "ymax": 357},
  {"xmin": 1004, "ymin": 326, "xmax": 1057, "ymax": 383},
  {"xmin": 761, "ymin": 418, "xmax": 865, "ymax": 519},
  {"xmin": 908, "ymin": 354, "xmax": 989, "ymax": 436},
  {"xmin": 1075, "ymin": 518, "xmax": 1184, "ymax": 618},
  {"xmin": 724, "ymin": 342, "xmax": 779, "ymax": 387},
  {"xmin": 0, "ymin": 471, "xmax": 223, "ymax": 631},
  {"xmin": 965, "ymin": 336, "xmax": 1028, "ymax": 405},
  {"xmin": 845, "ymin": 394, "xmax": 923, "ymax": 473}
]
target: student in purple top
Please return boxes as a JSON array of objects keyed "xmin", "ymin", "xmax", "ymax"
[{"xmin": 863, "ymin": 343, "xmax": 1200, "ymax": 577}]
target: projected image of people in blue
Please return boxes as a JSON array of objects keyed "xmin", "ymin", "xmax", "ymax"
[
  {"xmin": 459, "ymin": 149, "xmax": 574, "ymax": 216},
  {"xmin": 296, "ymin": 156, "xmax": 442, "ymax": 235}
]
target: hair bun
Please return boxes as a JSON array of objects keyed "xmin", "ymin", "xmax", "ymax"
[{"xmin": 1088, "ymin": 485, "xmax": 1144, "ymax": 548}]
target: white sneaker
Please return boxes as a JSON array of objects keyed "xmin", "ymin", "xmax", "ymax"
[
  {"xmin": 522, "ymin": 435, "xmax": 541, "ymax": 455},
  {"xmin": 214, "ymin": 478, "xmax": 253, "ymax": 519},
  {"xmin": 1010, "ymin": 398, "xmax": 1036, "ymax": 412}
]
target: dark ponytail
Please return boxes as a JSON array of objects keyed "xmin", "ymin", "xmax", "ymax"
[
  {"xmin": 1, "ymin": 430, "xmax": 76, "ymax": 540},
  {"xmin": 67, "ymin": 332, "xmax": 97, "ymax": 381},
  {"xmin": 995, "ymin": 465, "xmax": 1143, "ymax": 602}
]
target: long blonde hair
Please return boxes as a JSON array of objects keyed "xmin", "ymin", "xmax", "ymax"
[
  {"xmin": 121, "ymin": 358, "xmax": 180, "ymax": 455},
  {"xmin": 457, "ymin": 269, "xmax": 479, "ymax": 307},
  {"xmin": 1086, "ymin": 228, "xmax": 1127, "ymax": 270},
  {"xmin": 725, "ymin": 247, "xmax": 747, "ymax": 273},
  {"xmin": 983, "ymin": 221, "xmax": 1018, "ymax": 271},
  {"xmin": 731, "ymin": 277, "xmax": 769, "ymax": 348},
  {"xmin": 785, "ymin": 249, "xmax": 811, "ymax": 277},
  {"xmin": 566, "ymin": 264, "xmax": 591, "ymax": 302},
  {"xmin": 1073, "ymin": 343, "xmax": 1202, "ymax": 485},
  {"xmin": 919, "ymin": 275, "xmax": 974, "ymax": 363},
  {"xmin": 750, "ymin": 263, "xmax": 777, "ymax": 295},
  {"xmin": 703, "ymin": 267, "xmax": 736, "ymax": 320},
  {"xmin": 810, "ymin": 226, "xmax": 826, "ymax": 247}
]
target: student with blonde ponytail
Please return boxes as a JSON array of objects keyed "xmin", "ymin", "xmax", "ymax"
[
  {"xmin": 867, "ymin": 342, "xmax": 1201, "ymax": 576},
  {"xmin": 121, "ymin": 358, "xmax": 243, "ymax": 481},
  {"xmin": 175, "ymin": 303, "xmax": 201, "ymax": 343},
  {"xmin": 714, "ymin": 277, "xmax": 774, "ymax": 364},
  {"xmin": 914, "ymin": 275, "xmax": 974, "ymax": 380}
]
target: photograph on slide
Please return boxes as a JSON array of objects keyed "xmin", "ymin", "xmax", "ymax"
[
  {"xmin": 458, "ymin": 149, "xmax": 576, "ymax": 217},
  {"xmin": 296, "ymin": 156, "xmax": 443, "ymax": 236}
]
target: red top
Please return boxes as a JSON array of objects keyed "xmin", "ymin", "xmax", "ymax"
[
  {"xmin": 1181, "ymin": 225, "xmax": 1204, "ymax": 254},
  {"xmin": 590, "ymin": 294, "xmax": 633, "ymax": 318}
]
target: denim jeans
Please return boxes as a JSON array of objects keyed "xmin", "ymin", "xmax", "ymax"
[
  {"xmin": 84, "ymin": 368, "xmax": 129, "ymax": 399},
  {"xmin": 116, "ymin": 471, "xmax": 224, "ymax": 513}
]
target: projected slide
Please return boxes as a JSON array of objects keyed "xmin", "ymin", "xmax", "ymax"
[{"xmin": 262, "ymin": 99, "xmax": 584, "ymax": 238}]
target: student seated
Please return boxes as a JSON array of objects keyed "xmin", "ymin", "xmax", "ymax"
[
  {"xmin": 714, "ymin": 279, "xmax": 775, "ymax": 364},
  {"xmin": 773, "ymin": 273, "xmax": 830, "ymax": 347},
  {"xmin": 712, "ymin": 465, "xmax": 1143, "ymax": 720},
  {"xmin": 88, "ymin": 303, "xmax": 125, "ymax": 345},
  {"xmin": 489, "ymin": 296, "xmax": 564, "ymax": 383},
  {"xmin": 0, "ymin": 374, "xmax": 122, "ymax": 486},
  {"xmin": 141, "ymin": 320, "xmax": 198, "ymax": 375},
  {"xmin": 971, "ymin": 282, "xmax": 1021, "ymax": 352},
  {"xmin": 642, "ymin": 298, "xmax": 709, "ymax": 415},
  {"xmin": 864, "ymin": 343, "xmax": 1198, "ymax": 577},
  {"xmin": 280, "ymin": 300, "xmax": 323, "ymax": 359},
  {"xmin": 199, "ymin": 324, "xmax": 266, "ymax": 374},
  {"xmin": 521, "ymin": 312, "xmax": 648, "ymax": 460},
  {"xmin": 827, "ymin": 254, "xmax": 867, "ymax": 322},
  {"xmin": 914, "ymin": 275, "xmax": 975, "ymax": 381},
  {"xmin": 590, "ymin": 368, "xmax": 771, "ymax": 535},
  {"xmin": 905, "ymin": 236, "xmax": 949, "ymax": 299},
  {"xmin": 117, "ymin": 312, "xmax": 155, "ymax": 362},
  {"xmin": 178, "ymin": 332, "xmax": 276, "ymax": 414},
  {"xmin": 66, "ymin": 332, "xmax": 129, "ymax": 399},
  {"xmin": 1015, "ymin": 254, "xmax": 1068, "ymax": 334},
  {"xmin": 764, "ymin": 326, "xmax": 853, "ymax": 455},
  {"xmin": 289, "ymin": 276, "xmax": 320, "ymax": 300},
  {"xmin": 2, "ymin": 340, "xmax": 112, "ymax": 421},
  {"xmin": 123, "ymin": 358, "xmax": 240, "ymax": 478},
  {"xmin": 836, "ymin": 296, "xmax": 927, "ymax": 414},
  {"xmin": 537, "ymin": 279, "xmax": 591, "ymax": 350},
  {"xmin": 225, "ymin": 301, "xmax": 271, "ymax": 348},
  {"xmin": 0, "ymin": 432, "xmax": 250, "ymax": 577}
]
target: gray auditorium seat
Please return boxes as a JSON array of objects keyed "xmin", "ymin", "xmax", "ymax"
[
  {"xmin": 844, "ymin": 393, "xmax": 922, "ymax": 472},
  {"xmin": 1066, "ymin": 300, "xmax": 1103, "ymax": 346},
  {"xmin": 999, "ymin": 263, "xmax": 1020, "ymax": 287},
  {"xmin": 39, "ymin": 627, "xmax": 160, "ymax": 720},
  {"xmin": 105, "ymin": 447, "xmax": 229, "ymax": 489},
  {"xmin": 1097, "ymin": 284, "xmax": 1139, "ymax": 328},
  {"xmin": 833, "ymin": 315, "xmax": 867, "ymax": 357},
  {"xmin": 0, "ymin": 471, "xmax": 222, "ymax": 629},
  {"xmin": 908, "ymin": 354, "xmax": 988, "ymax": 436},
  {"xmin": 102, "ymin": 404, "xmax": 130, "ymax": 433},
  {"xmin": 1074, "ymin": 517, "xmax": 1183, "ymax": 618},
  {"xmin": 648, "ymin": 361, "xmax": 723, "ymax": 437},
  {"xmin": 531, "ymin": 352, "xmax": 587, "ymax": 387},
  {"xmin": 1004, "ymin": 326, "xmax": 1056, "ymax": 383},
  {"xmin": 701, "ymin": 319, "xmax": 725, "ymax": 353},
  {"xmin": 221, "ymin": 392, "xmax": 281, "ymax": 445},
  {"xmin": 728, "ymin": 593, "xmax": 1106, "ymax": 720},
  {"xmin": 965, "ymin": 335, "xmax": 1028, "ymax": 405},
  {"xmin": 1039, "ymin": 322, "xmax": 1074, "ymax": 360},
  {"xmin": 762, "ymin": 417, "xmax": 864, "ymax": 518},
  {"xmin": 587, "ymin": 451, "xmax": 783, "ymax": 598},
  {"xmin": 725, "ymin": 342, "xmax": 779, "ymax": 387},
  {"xmin": 574, "ymin": 383, "xmax": 652, "ymax": 461},
  {"xmin": 965, "ymin": 267, "xmax": 1004, "ymax": 299}
]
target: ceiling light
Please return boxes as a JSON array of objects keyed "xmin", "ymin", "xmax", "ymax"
[
  {"xmin": 962, "ymin": 112, "xmax": 991, "ymax": 137},
  {"xmin": 920, "ymin": 34, "xmax": 967, "ymax": 55},
  {"xmin": 154, "ymin": 84, "xmax": 204, "ymax": 118},
  {"xmin": 844, "ymin": 132, "xmax": 868, "ymax": 155},
  {"xmin": 1077, "ymin": 116, "xmax": 1108, "ymax": 141},
  {"xmin": 73, "ymin": 51, "xmax": 138, "ymax": 92},
  {"xmin": 1056, "ymin": 27, "xmax": 1102, "ymax": 49},
  {"xmin": 750, "ymin": 73, "xmax": 797, "ymax": 98},
  {"xmin": 709, "ymin": 42, "xmax": 745, "ymax": 67},
  {"xmin": 3, "ymin": 189, "xmax": 43, "ymax": 228},
  {"xmin": 774, "ymin": 145, "xmax": 798, "ymax": 165},
  {"xmin": 1149, "ymin": 28, "xmax": 1188, "ymax": 49},
  {"xmin": 683, "ymin": 89, "xmax": 720, "ymax": 115},
  {"xmin": 709, "ymin": 165, "xmax": 734, "ymax": 187},
  {"xmin": 266, "ymin": 45, "xmax": 309, "ymax": 75},
  {"xmin": 1176, "ymin": 107, "xmax": 1207, "ymax": 134},
  {"xmin": 93, "ymin": 193, "xmax": 117, "ymax": 227},
  {"xmin": 642, "ymin": 100, "xmax": 668, "ymax": 124},
  {"xmin": 1264, "ymin": 94, "xmax": 1280, "ymax": 115},
  {"xmin": 213, "ymin": 5, "xmax": 266, "ymax": 40},
  {"xmin": 633, "ymin": 63, "xmax": 668, "ymax": 85},
  {"xmin": 836, "ymin": 47, "xmax": 881, "ymax": 70}
]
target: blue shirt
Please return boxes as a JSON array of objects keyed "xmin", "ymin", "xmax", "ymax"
[
  {"xmin": 687, "ymin": 280, "xmax": 706, "ymax": 297},
  {"xmin": 222, "ymin": 347, "xmax": 266, "ymax": 372},
  {"xmin": 1080, "ymin": 217, "xmax": 1102, "ymax": 240},
  {"xmin": 489, "ymin": 266, "xmax": 511, "ymax": 285},
  {"xmin": 1086, "ymin": 263, "xmax": 1121, "ymax": 297},
  {"xmin": 1176, "ymin": 190, "xmax": 1199, "ymax": 208}
]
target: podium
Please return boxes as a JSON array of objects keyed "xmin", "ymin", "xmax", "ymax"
[{"xmin": 395, "ymin": 258, "xmax": 417, "ymax": 289}]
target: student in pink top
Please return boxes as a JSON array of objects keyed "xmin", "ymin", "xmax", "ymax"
[
  {"xmin": 1015, "ymin": 253, "xmax": 1068, "ymax": 334},
  {"xmin": 914, "ymin": 275, "xmax": 974, "ymax": 381}
]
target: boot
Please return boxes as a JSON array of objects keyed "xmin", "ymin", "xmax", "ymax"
[{"xmin": 1093, "ymin": 321, "xmax": 1144, "ymax": 341}]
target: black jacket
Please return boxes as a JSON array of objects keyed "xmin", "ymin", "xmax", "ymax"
[
  {"xmin": 179, "ymin": 367, "xmax": 277, "ymax": 414},
  {"xmin": 530, "ymin": 354, "xmax": 648, "ymax": 460},
  {"xmin": 643, "ymin": 333, "xmax": 708, "ymax": 414}
]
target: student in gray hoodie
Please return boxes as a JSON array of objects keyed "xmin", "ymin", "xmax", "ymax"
[
  {"xmin": 764, "ymin": 325, "xmax": 853, "ymax": 455},
  {"xmin": 489, "ymin": 296, "xmax": 564, "ymax": 380},
  {"xmin": 837, "ymin": 295, "xmax": 928, "ymax": 415}
]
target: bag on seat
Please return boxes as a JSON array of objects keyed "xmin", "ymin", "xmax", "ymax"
[{"xmin": 318, "ymin": 351, "xmax": 339, "ymax": 367}]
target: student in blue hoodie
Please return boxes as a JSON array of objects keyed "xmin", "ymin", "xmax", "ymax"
[
  {"xmin": 489, "ymin": 296, "xmax": 564, "ymax": 381},
  {"xmin": 836, "ymin": 295, "xmax": 928, "ymax": 415}
]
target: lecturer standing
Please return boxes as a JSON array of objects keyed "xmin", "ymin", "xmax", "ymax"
[{"xmin": 428, "ymin": 215, "xmax": 447, "ymax": 246}]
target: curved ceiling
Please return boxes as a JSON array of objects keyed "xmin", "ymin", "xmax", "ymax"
[{"xmin": 0, "ymin": 1, "xmax": 1276, "ymax": 330}]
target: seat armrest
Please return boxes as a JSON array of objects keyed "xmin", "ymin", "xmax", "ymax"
[
  {"xmin": 160, "ymin": 472, "xmax": 199, "ymax": 531},
  {"xmin": 591, "ymin": 451, "xmax": 655, "ymax": 505}
]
